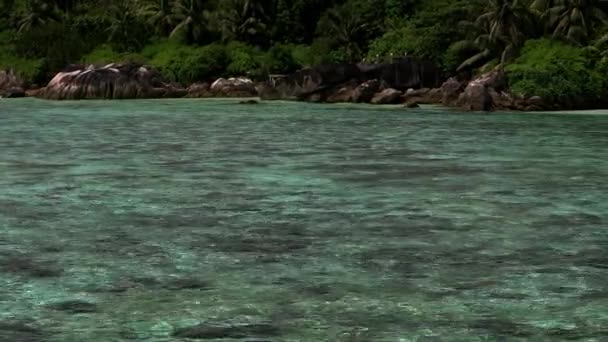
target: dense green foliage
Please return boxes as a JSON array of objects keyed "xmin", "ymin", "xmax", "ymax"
[
  {"xmin": 2, "ymin": 0, "xmax": 608, "ymax": 96},
  {"xmin": 506, "ymin": 39, "xmax": 604, "ymax": 100}
]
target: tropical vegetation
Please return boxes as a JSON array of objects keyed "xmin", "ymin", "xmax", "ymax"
[{"xmin": 2, "ymin": 0, "xmax": 608, "ymax": 100}]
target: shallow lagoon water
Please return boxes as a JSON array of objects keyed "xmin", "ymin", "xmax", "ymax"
[{"xmin": 0, "ymin": 98, "xmax": 607, "ymax": 341}]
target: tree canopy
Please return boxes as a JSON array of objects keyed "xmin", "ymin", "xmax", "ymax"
[{"xmin": 2, "ymin": 0, "xmax": 608, "ymax": 88}]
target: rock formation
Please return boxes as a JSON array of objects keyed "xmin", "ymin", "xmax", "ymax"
[
  {"xmin": 38, "ymin": 63, "xmax": 187, "ymax": 100},
  {"xmin": 186, "ymin": 82, "xmax": 212, "ymax": 97},
  {"xmin": 261, "ymin": 57, "xmax": 441, "ymax": 102},
  {"xmin": 0, "ymin": 70, "xmax": 25, "ymax": 98},
  {"xmin": 399, "ymin": 69, "xmax": 550, "ymax": 111},
  {"xmin": 209, "ymin": 78, "xmax": 257, "ymax": 97},
  {"xmin": 371, "ymin": 88, "xmax": 402, "ymax": 104}
]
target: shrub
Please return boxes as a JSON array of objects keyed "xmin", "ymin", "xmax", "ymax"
[
  {"xmin": 140, "ymin": 40, "xmax": 177, "ymax": 60},
  {"xmin": 82, "ymin": 45, "xmax": 147, "ymax": 65},
  {"xmin": 368, "ymin": 0, "xmax": 484, "ymax": 67},
  {"xmin": 0, "ymin": 55, "xmax": 46, "ymax": 86},
  {"xmin": 506, "ymin": 39, "xmax": 605, "ymax": 100},
  {"xmin": 225, "ymin": 41, "xmax": 264, "ymax": 76},
  {"xmin": 81, "ymin": 45, "xmax": 119, "ymax": 64},
  {"xmin": 263, "ymin": 43, "xmax": 299, "ymax": 74},
  {"xmin": 367, "ymin": 25, "xmax": 418, "ymax": 61},
  {"xmin": 12, "ymin": 22, "xmax": 88, "ymax": 71},
  {"xmin": 310, "ymin": 37, "xmax": 349, "ymax": 64},
  {"xmin": 291, "ymin": 44, "xmax": 313, "ymax": 68},
  {"xmin": 147, "ymin": 42, "xmax": 227, "ymax": 84},
  {"xmin": 0, "ymin": 30, "xmax": 47, "ymax": 85}
]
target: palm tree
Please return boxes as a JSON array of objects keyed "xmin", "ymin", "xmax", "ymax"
[
  {"xmin": 106, "ymin": 0, "xmax": 146, "ymax": 51},
  {"xmin": 17, "ymin": 0, "xmax": 60, "ymax": 32},
  {"xmin": 169, "ymin": 0, "xmax": 209, "ymax": 43},
  {"xmin": 457, "ymin": 0, "xmax": 535, "ymax": 70},
  {"xmin": 216, "ymin": 0, "xmax": 269, "ymax": 45},
  {"xmin": 139, "ymin": 0, "xmax": 173, "ymax": 36},
  {"xmin": 454, "ymin": 26, "xmax": 494, "ymax": 72},
  {"xmin": 53, "ymin": 0, "xmax": 75, "ymax": 13},
  {"xmin": 530, "ymin": 0, "xmax": 554, "ymax": 15},
  {"xmin": 317, "ymin": 4, "xmax": 370, "ymax": 62},
  {"xmin": 0, "ymin": 0, "xmax": 16, "ymax": 26},
  {"xmin": 541, "ymin": 0, "xmax": 607, "ymax": 45}
]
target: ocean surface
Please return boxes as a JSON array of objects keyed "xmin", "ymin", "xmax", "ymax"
[{"xmin": 0, "ymin": 98, "xmax": 607, "ymax": 341}]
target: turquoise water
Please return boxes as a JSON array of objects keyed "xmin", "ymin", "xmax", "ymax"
[{"xmin": 1, "ymin": 98, "xmax": 607, "ymax": 341}]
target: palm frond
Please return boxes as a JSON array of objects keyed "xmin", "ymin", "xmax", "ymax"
[{"xmin": 457, "ymin": 49, "xmax": 492, "ymax": 71}]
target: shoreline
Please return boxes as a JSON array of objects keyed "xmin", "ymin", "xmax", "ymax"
[
  {"xmin": 3, "ymin": 62, "xmax": 604, "ymax": 112},
  {"xmin": 6, "ymin": 96, "xmax": 608, "ymax": 115}
]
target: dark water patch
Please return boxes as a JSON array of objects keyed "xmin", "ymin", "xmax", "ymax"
[
  {"xmin": 579, "ymin": 289, "xmax": 608, "ymax": 300},
  {"xmin": 0, "ymin": 254, "xmax": 63, "ymax": 278},
  {"xmin": 569, "ymin": 248, "xmax": 608, "ymax": 269},
  {"xmin": 487, "ymin": 189, "xmax": 518, "ymax": 196},
  {"xmin": 90, "ymin": 278, "xmax": 143, "ymax": 293},
  {"xmin": 119, "ymin": 211, "xmax": 222, "ymax": 230},
  {"xmin": 506, "ymin": 247, "xmax": 564, "ymax": 267},
  {"xmin": 335, "ymin": 164, "xmax": 485, "ymax": 182},
  {"xmin": 544, "ymin": 325, "xmax": 608, "ymax": 340},
  {"xmin": 272, "ymin": 277, "xmax": 299, "ymax": 286},
  {"xmin": 172, "ymin": 322, "xmax": 280, "ymax": 339},
  {"xmin": 532, "ymin": 213, "xmax": 605, "ymax": 231},
  {"xmin": 0, "ymin": 200, "xmax": 59, "ymax": 221},
  {"xmin": 37, "ymin": 242, "xmax": 65, "ymax": 253},
  {"xmin": 541, "ymin": 285, "xmax": 579, "ymax": 295},
  {"xmin": 358, "ymin": 247, "xmax": 432, "ymax": 266},
  {"xmin": 365, "ymin": 217, "xmax": 457, "ymax": 238},
  {"xmin": 549, "ymin": 212, "xmax": 603, "ymax": 226},
  {"xmin": 45, "ymin": 300, "xmax": 98, "ymax": 314},
  {"xmin": 423, "ymin": 288, "xmax": 460, "ymax": 300},
  {"xmin": 164, "ymin": 277, "xmax": 212, "ymax": 291},
  {"xmin": 3, "ymin": 160, "xmax": 76, "ymax": 170},
  {"xmin": 296, "ymin": 283, "xmax": 346, "ymax": 301},
  {"xmin": 379, "ymin": 260, "xmax": 427, "ymax": 281},
  {"xmin": 246, "ymin": 224, "xmax": 309, "ymax": 238},
  {"xmin": 449, "ymin": 279, "xmax": 499, "ymax": 291},
  {"xmin": 332, "ymin": 310, "xmax": 417, "ymax": 331},
  {"xmin": 468, "ymin": 318, "xmax": 534, "ymax": 338},
  {"xmin": 90, "ymin": 232, "xmax": 143, "ymax": 254},
  {"xmin": 0, "ymin": 320, "xmax": 49, "ymax": 342},
  {"xmin": 202, "ymin": 234, "xmax": 311, "ymax": 254},
  {"xmin": 490, "ymin": 291, "xmax": 529, "ymax": 300},
  {"xmin": 93, "ymin": 275, "xmax": 212, "ymax": 293}
]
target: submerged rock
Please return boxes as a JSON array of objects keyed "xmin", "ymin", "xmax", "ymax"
[
  {"xmin": 1, "ymin": 254, "xmax": 63, "ymax": 278},
  {"xmin": 38, "ymin": 63, "xmax": 187, "ymax": 100},
  {"xmin": 371, "ymin": 88, "xmax": 402, "ymax": 104},
  {"xmin": 0, "ymin": 320, "xmax": 48, "ymax": 342},
  {"xmin": 46, "ymin": 300, "xmax": 98, "ymax": 314},
  {"xmin": 164, "ymin": 277, "xmax": 211, "ymax": 290},
  {"xmin": 172, "ymin": 323, "xmax": 280, "ymax": 339},
  {"xmin": 238, "ymin": 99, "xmax": 259, "ymax": 105}
]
